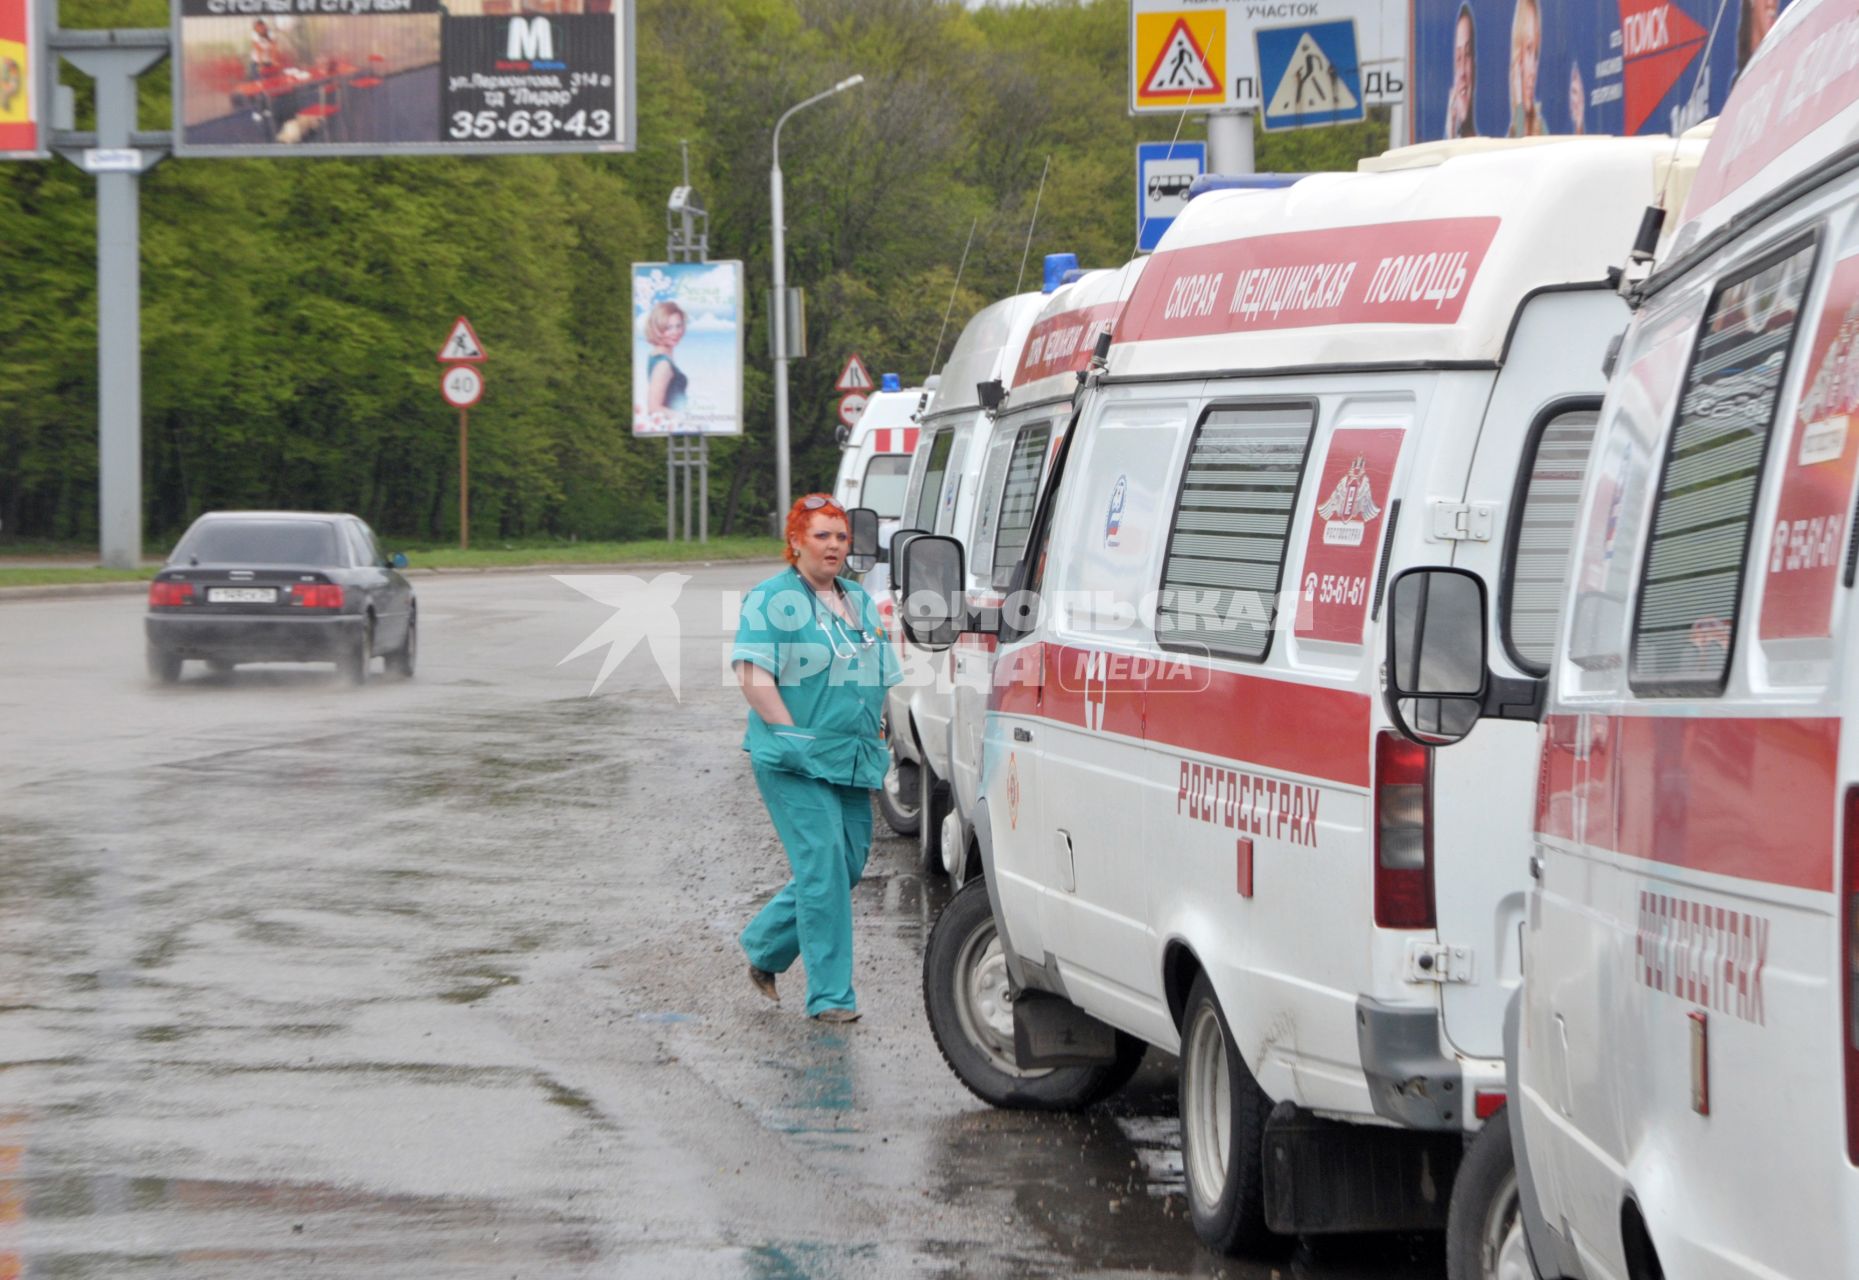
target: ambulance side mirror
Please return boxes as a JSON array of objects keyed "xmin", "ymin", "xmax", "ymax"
[
  {"xmin": 1384, "ymin": 568, "xmax": 1544, "ymax": 747},
  {"xmin": 846, "ymin": 507, "xmax": 879, "ymax": 575},
  {"xmin": 889, "ymin": 527, "xmax": 926, "ymax": 573},
  {"xmin": 899, "ymin": 534, "xmax": 967, "ymax": 651}
]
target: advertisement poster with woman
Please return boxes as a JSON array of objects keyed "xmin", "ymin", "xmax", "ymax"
[
  {"xmin": 1415, "ymin": 0, "xmax": 1791, "ymax": 143},
  {"xmin": 631, "ymin": 261, "xmax": 744, "ymax": 437}
]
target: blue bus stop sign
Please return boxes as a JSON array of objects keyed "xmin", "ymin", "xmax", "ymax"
[
  {"xmin": 1136, "ymin": 140, "xmax": 1207, "ymax": 253},
  {"xmin": 1257, "ymin": 21, "xmax": 1366, "ymax": 132}
]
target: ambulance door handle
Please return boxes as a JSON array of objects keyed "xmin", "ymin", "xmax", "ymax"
[
  {"xmin": 1013, "ymin": 727, "xmax": 1033, "ymax": 742},
  {"xmin": 1529, "ymin": 854, "xmax": 1543, "ymax": 881}
]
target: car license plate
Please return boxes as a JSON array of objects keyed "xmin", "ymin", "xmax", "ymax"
[{"xmin": 207, "ymin": 587, "xmax": 277, "ymax": 604}]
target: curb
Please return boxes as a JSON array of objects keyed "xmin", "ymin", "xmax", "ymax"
[{"xmin": 0, "ymin": 557, "xmax": 783, "ymax": 603}]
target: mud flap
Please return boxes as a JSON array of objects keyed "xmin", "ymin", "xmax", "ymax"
[
  {"xmin": 1261, "ymin": 1101, "xmax": 1463, "ymax": 1234},
  {"xmin": 1012, "ymin": 990, "xmax": 1118, "ymax": 1067}
]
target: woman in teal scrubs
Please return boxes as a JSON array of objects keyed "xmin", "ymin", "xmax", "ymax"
[{"xmin": 733, "ymin": 494, "xmax": 900, "ymax": 1022}]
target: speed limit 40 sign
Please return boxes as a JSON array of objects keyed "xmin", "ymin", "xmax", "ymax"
[{"xmin": 441, "ymin": 364, "xmax": 484, "ymax": 408}]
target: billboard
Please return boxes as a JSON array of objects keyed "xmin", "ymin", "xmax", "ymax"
[
  {"xmin": 172, "ymin": 0, "xmax": 634, "ymax": 157},
  {"xmin": 0, "ymin": 0, "xmax": 43, "ymax": 159},
  {"xmin": 1130, "ymin": 0, "xmax": 1407, "ymax": 115},
  {"xmin": 1412, "ymin": 0, "xmax": 1796, "ymax": 144},
  {"xmin": 632, "ymin": 261, "xmax": 744, "ymax": 438}
]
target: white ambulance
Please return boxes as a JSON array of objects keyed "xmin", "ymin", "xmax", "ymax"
[
  {"xmin": 1383, "ymin": 2, "xmax": 1859, "ymax": 1276},
  {"xmin": 940, "ymin": 262, "xmax": 1148, "ymax": 884},
  {"xmin": 878, "ymin": 283, "xmax": 1050, "ymax": 847},
  {"xmin": 831, "ymin": 373, "xmax": 931, "ymax": 551},
  {"xmin": 897, "ymin": 136, "xmax": 1699, "ymax": 1257}
]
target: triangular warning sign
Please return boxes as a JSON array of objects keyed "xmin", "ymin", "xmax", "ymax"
[
  {"xmin": 1142, "ymin": 19, "xmax": 1219, "ymax": 99},
  {"xmin": 1267, "ymin": 32, "xmax": 1359, "ymax": 117},
  {"xmin": 436, "ymin": 316, "xmax": 486, "ymax": 363},
  {"xmin": 835, "ymin": 353, "xmax": 874, "ymax": 393}
]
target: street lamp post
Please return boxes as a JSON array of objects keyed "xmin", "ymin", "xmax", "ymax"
[{"xmin": 771, "ymin": 74, "xmax": 864, "ymax": 517}]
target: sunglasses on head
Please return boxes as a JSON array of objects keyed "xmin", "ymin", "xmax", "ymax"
[{"xmin": 801, "ymin": 495, "xmax": 835, "ymax": 510}]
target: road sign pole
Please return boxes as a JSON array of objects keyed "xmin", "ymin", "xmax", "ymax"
[
  {"xmin": 1207, "ymin": 110, "xmax": 1255, "ymax": 175},
  {"xmin": 459, "ymin": 407, "xmax": 469, "ymax": 551}
]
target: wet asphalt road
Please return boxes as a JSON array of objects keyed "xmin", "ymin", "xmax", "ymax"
[{"xmin": 0, "ymin": 565, "xmax": 1444, "ymax": 1279}]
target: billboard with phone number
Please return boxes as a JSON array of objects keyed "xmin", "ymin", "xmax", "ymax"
[
  {"xmin": 172, "ymin": 0, "xmax": 633, "ymax": 157},
  {"xmin": 0, "ymin": 0, "xmax": 42, "ymax": 159},
  {"xmin": 1413, "ymin": 0, "xmax": 1796, "ymax": 144}
]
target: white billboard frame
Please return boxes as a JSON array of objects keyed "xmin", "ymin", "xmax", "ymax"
[
  {"xmin": 169, "ymin": 0, "xmax": 635, "ymax": 158},
  {"xmin": 632, "ymin": 259, "xmax": 746, "ymax": 439}
]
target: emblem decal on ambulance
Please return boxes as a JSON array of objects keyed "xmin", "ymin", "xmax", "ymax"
[
  {"xmin": 1104, "ymin": 473, "xmax": 1128, "ymax": 548},
  {"xmin": 1296, "ymin": 429, "xmax": 1403, "ymax": 643},
  {"xmin": 1316, "ymin": 453, "xmax": 1381, "ymax": 546}
]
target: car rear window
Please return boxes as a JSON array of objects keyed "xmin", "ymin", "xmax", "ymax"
[{"xmin": 174, "ymin": 520, "xmax": 340, "ymax": 567}]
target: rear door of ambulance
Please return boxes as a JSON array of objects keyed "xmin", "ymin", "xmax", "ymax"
[{"xmin": 1431, "ymin": 287, "xmax": 1628, "ymax": 1065}]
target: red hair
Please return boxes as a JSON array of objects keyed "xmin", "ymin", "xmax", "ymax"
[{"xmin": 784, "ymin": 494, "xmax": 849, "ymax": 565}]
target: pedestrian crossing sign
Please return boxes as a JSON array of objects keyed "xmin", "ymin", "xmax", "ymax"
[
  {"xmin": 1133, "ymin": 10, "xmax": 1226, "ymax": 110},
  {"xmin": 1256, "ymin": 20, "xmax": 1365, "ymax": 131}
]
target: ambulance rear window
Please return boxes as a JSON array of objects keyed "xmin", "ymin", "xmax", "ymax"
[
  {"xmin": 992, "ymin": 422, "xmax": 1053, "ymax": 591},
  {"xmin": 1629, "ymin": 239, "xmax": 1817, "ymax": 695},
  {"xmin": 1504, "ymin": 404, "xmax": 1601, "ymax": 673},
  {"xmin": 1157, "ymin": 402, "xmax": 1316, "ymax": 662},
  {"xmin": 910, "ymin": 430, "xmax": 955, "ymax": 533},
  {"xmin": 861, "ymin": 455, "xmax": 910, "ymax": 518}
]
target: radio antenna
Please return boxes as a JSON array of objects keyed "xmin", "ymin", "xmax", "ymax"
[
  {"xmin": 1014, "ymin": 155, "xmax": 1053, "ymax": 296},
  {"xmin": 1658, "ymin": 0, "xmax": 1736, "ymax": 210},
  {"xmin": 929, "ymin": 216, "xmax": 979, "ymax": 375}
]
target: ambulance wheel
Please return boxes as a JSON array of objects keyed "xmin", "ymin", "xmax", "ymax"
[
  {"xmin": 1448, "ymin": 1109, "xmax": 1533, "ymax": 1280},
  {"xmin": 919, "ymin": 758, "xmax": 951, "ymax": 877},
  {"xmin": 1180, "ymin": 972, "xmax": 1273, "ymax": 1255},
  {"xmin": 923, "ymin": 878, "xmax": 1144, "ymax": 1111},
  {"xmin": 877, "ymin": 724, "xmax": 920, "ymax": 837}
]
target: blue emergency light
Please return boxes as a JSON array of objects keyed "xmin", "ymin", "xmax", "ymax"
[
  {"xmin": 881, "ymin": 372, "xmax": 901, "ymax": 392},
  {"xmin": 1042, "ymin": 252, "xmax": 1079, "ymax": 293}
]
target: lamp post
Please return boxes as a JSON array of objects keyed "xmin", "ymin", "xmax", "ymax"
[{"xmin": 771, "ymin": 73, "xmax": 864, "ymax": 517}]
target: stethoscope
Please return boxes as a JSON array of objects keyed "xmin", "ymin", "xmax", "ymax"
[{"xmin": 802, "ymin": 573, "xmax": 876, "ymax": 661}]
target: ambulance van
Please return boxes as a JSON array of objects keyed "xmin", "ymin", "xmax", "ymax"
[
  {"xmin": 1382, "ymin": 2, "xmax": 1859, "ymax": 1275},
  {"xmin": 940, "ymin": 261, "xmax": 1148, "ymax": 884},
  {"xmin": 831, "ymin": 373, "xmax": 931, "ymax": 552},
  {"xmin": 897, "ymin": 136, "xmax": 1698, "ymax": 1257},
  {"xmin": 878, "ymin": 273, "xmax": 1059, "ymax": 847}
]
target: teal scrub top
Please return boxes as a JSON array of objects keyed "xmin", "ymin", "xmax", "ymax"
[{"xmin": 732, "ymin": 567, "xmax": 902, "ymax": 789}]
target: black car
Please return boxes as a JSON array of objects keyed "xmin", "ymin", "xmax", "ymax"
[{"xmin": 145, "ymin": 511, "xmax": 417, "ymax": 684}]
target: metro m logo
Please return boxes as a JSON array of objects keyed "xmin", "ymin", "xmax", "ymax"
[{"xmin": 507, "ymin": 16, "xmax": 554, "ymax": 61}]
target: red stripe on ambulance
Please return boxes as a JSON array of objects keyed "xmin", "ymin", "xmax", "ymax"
[
  {"xmin": 1014, "ymin": 302, "xmax": 1123, "ymax": 387},
  {"xmin": 989, "ymin": 641, "xmax": 1370, "ymax": 789},
  {"xmin": 1115, "ymin": 217, "xmax": 1502, "ymax": 344},
  {"xmin": 1537, "ymin": 714, "xmax": 1840, "ymax": 892}
]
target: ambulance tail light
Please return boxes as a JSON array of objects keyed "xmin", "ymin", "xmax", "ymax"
[
  {"xmin": 1375, "ymin": 731, "xmax": 1433, "ymax": 930},
  {"xmin": 1843, "ymin": 785, "xmax": 1859, "ymax": 1163}
]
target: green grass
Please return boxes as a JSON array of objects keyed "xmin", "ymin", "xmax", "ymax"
[
  {"xmin": 0, "ymin": 567, "xmax": 154, "ymax": 587},
  {"xmin": 406, "ymin": 536, "xmax": 785, "ymax": 569},
  {"xmin": 0, "ymin": 537, "xmax": 786, "ymax": 588}
]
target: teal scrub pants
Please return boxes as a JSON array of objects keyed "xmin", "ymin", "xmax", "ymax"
[{"xmin": 740, "ymin": 764, "xmax": 872, "ymax": 1016}]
